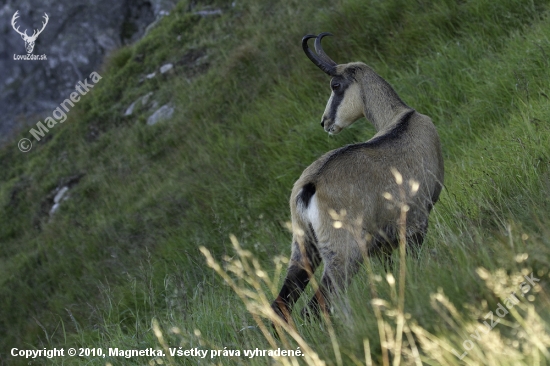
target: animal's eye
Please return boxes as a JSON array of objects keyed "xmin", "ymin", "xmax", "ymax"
[{"xmin": 332, "ymin": 83, "xmax": 341, "ymax": 91}]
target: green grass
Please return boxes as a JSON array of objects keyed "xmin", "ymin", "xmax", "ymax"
[{"xmin": 2, "ymin": 0, "xmax": 550, "ymax": 364}]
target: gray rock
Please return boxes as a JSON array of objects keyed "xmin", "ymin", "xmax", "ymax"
[
  {"xmin": 49, "ymin": 203, "xmax": 60, "ymax": 216},
  {"xmin": 124, "ymin": 91, "xmax": 154, "ymax": 116},
  {"xmin": 124, "ymin": 101, "xmax": 138, "ymax": 116},
  {"xmin": 0, "ymin": 0, "xmax": 177, "ymax": 146},
  {"xmin": 147, "ymin": 104, "xmax": 174, "ymax": 125},
  {"xmin": 194, "ymin": 9, "xmax": 223, "ymax": 17},
  {"xmin": 160, "ymin": 63, "xmax": 173, "ymax": 74},
  {"xmin": 141, "ymin": 91, "xmax": 154, "ymax": 105},
  {"xmin": 49, "ymin": 185, "xmax": 69, "ymax": 216},
  {"xmin": 53, "ymin": 186, "xmax": 69, "ymax": 204}
]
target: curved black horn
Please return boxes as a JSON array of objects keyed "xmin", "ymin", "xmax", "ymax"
[
  {"xmin": 302, "ymin": 33, "xmax": 337, "ymax": 76},
  {"xmin": 314, "ymin": 32, "xmax": 337, "ymax": 68}
]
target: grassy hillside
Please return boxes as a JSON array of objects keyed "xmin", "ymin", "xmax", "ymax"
[{"xmin": 2, "ymin": 0, "xmax": 550, "ymax": 364}]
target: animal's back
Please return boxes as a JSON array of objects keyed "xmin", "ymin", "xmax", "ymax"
[{"xmin": 291, "ymin": 111, "xmax": 443, "ymax": 247}]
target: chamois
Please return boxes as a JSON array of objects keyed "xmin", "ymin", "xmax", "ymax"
[{"xmin": 271, "ymin": 33, "xmax": 444, "ymax": 322}]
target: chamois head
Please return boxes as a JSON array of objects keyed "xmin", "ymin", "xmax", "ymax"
[{"xmin": 303, "ymin": 33, "xmax": 367, "ymax": 134}]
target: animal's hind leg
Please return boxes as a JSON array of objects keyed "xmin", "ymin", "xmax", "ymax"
[
  {"xmin": 301, "ymin": 238, "xmax": 363, "ymax": 320},
  {"xmin": 300, "ymin": 270, "xmax": 332, "ymax": 320},
  {"xmin": 271, "ymin": 231, "xmax": 321, "ymax": 322},
  {"xmin": 406, "ymin": 220, "xmax": 428, "ymax": 259}
]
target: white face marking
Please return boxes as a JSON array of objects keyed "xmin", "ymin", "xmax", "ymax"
[{"xmin": 322, "ymin": 83, "xmax": 364, "ymax": 135}]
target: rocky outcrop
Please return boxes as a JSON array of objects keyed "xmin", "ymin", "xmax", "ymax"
[
  {"xmin": 147, "ymin": 104, "xmax": 174, "ymax": 125},
  {"xmin": 0, "ymin": 0, "xmax": 176, "ymax": 145}
]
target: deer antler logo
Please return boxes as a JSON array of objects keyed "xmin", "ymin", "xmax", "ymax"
[{"xmin": 11, "ymin": 10, "xmax": 49, "ymax": 54}]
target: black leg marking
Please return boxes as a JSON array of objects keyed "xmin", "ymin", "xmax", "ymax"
[{"xmin": 271, "ymin": 236, "xmax": 321, "ymax": 322}]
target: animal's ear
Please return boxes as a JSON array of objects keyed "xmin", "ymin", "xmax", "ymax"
[
  {"xmin": 345, "ymin": 66, "xmax": 358, "ymax": 80},
  {"xmin": 20, "ymin": 34, "xmax": 26, "ymax": 40}
]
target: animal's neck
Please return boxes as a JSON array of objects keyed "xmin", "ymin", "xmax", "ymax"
[{"xmin": 360, "ymin": 71, "xmax": 411, "ymax": 132}]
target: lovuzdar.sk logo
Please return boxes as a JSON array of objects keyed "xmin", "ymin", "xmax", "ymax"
[{"xmin": 11, "ymin": 10, "xmax": 48, "ymax": 60}]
